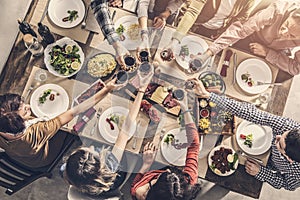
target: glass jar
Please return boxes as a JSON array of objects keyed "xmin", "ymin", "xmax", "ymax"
[{"xmin": 23, "ymin": 34, "xmax": 44, "ymax": 57}]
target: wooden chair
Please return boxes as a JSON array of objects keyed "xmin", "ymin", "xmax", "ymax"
[{"xmin": 0, "ymin": 133, "xmax": 79, "ymax": 195}]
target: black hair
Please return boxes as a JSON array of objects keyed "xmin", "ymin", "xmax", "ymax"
[
  {"xmin": 285, "ymin": 129, "xmax": 300, "ymax": 162},
  {"xmin": 146, "ymin": 167, "xmax": 201, "ymax": 200}
]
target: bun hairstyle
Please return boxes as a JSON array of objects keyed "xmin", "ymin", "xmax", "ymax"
[
  {"xmin": 65, "ymin": 147, "xmax": 118, "ymax": 196},
  {"xmin": 0, "ymin": 93, "xmax": 25, "ymax": 133},
  {"xmin": 146, "ymin": 167, "xmax": 201, "ymax": 200}
]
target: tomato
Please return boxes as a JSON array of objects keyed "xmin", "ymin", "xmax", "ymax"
[{"xmin": 240, "ymin": 134, "xmax": 246, "ymax": 139}]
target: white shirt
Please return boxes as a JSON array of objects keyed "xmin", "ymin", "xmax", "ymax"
[{"xmin": 202, "ymin": 0, "xmax": 237, "ymax": 29}]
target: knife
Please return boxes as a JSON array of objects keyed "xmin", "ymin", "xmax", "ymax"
[
  {"xmin": 39, "ymin": 0, "xmax": 51, "ymax": 23},
  {"xmin": 232, "ymin": 52, "xmax": 237, "ymax": 84}
]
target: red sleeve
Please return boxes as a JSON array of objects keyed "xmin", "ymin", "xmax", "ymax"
[
  {"xmin": 130, "ymin": 173, "xmax": 144, "ymax": 198},
  {"xmin": 183, "ymin": 123, "xmax": 200, "ymax": 185}
]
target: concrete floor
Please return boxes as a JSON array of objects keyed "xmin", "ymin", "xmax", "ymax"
[{"xmin": 1, "ymin": 0, "xmax": 300, "ymax": 199}]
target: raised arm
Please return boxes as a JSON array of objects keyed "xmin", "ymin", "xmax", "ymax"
[
  {"xmin": 91, "ymin": 0, "xmax": 129, "ymax": 65},
  {"xmin": 179, "ymin": 92, "xmax": 199, "ymax": 185},
  {"xmin": 57, "ymin": 79, "xmax": 117, "ymax": 126},
  {"xmin": 112, "ymin": 68, "xmax": 154, "ymax": 162}
]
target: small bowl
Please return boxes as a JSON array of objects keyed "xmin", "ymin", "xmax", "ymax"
[
  {"xmin": 199, "ymin": 99, "xmax": 208, "ymax": 108},
  {"xmin": 200, "ymin": 108, "xmax": 210, "ymax": 118}
]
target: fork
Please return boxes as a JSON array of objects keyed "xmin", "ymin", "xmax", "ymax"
[
  {"xmin": 236, "ymin": 150, "xmax": 263, "ymax": 165},
  {"xmin": 256, "ymin": 81, "xmax": 282, "ymax": 86},
  {"xmin": 24, "ymin": 85, "xmax": 34, "ymax": 102},
  {"xmin": 90, "ymin": 107, "xmax": 102, "ymax": 135}
]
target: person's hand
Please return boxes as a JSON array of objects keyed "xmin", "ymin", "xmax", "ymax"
[
  {"xmin": 109, "ymin": 0, "xmax": 122, "ymax": 7},
  {"xmin": 106, "ymin": 77, "xmax": 123, "ymax": 90},
  {"xmin": 137, "ymin": 64, "xmax": 154, "ymax": 89},
  {"xmin": 113, "ymin": 41, "xmax": 130, "ymax": 66},
  {"xmin": 186, "ymin": 78, "xmax": 210, "ymax": 98},
  {"xmin": 245, "ymin": 159, "xmax": 260, "ymax": 176},
  {"xmin": 153, "ymin": 16, "xmax": 166, "ymax": 30},
  {"xmin": 249, "ymin": 43, "xmax": 269, "ymax": 57},
  {"xmin": 142, "ymin": 142, "xmax": 156, "ymax": 167}
]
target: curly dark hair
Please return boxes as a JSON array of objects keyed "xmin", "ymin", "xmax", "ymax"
[
  {"xmin": 285, "ymin": 129, "xmax": 300, "ymax": 162},
  {"xmin": 0, "ymin": 93, "xmax": 25, "ymax": 133},
  {"xmin": 146, "ymin": 167, "xmax": 201, "ymax": 200}
]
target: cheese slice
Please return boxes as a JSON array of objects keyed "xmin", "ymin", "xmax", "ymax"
[{"xmin": 150, "ymin": 86, "xmax": 169, "ymax": 104}]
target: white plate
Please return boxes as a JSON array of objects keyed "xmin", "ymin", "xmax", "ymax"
[
  {"xmin": 30, "ymin": 84, "xmax": 69, "ymax": 119},
  {"xmin": 98, "ymin": 106, "xmax": 136, "ymax": 144},
  {"xmin": 114, "ymin": 16, "xmax": 142, "ymax": 50},
  {"xmin": 48, "ymin": 0, "xmax": 85, "ymax": 28},
  {"xmin": 174, "ymin": 35, "xmax": 209, "ymax": 70},
  {"xmin": 236, "ymin": 58, "xmax": 272, "ymax": 95},
  {"xmin": 208, "ymin": 145, "xmax": 238, "ymax": 176},
  {"xmin": 161, "ymin": 128, "xmax": 188, "ymax": 166},
  {"xmin": 236, "ymin": 120, "xmax": 272, "ymax": 155},
  {"xmin": 44, "ymin": 37, "xmax": 84, "ymax": 78}
]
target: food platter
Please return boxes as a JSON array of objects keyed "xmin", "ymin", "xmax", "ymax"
[
  {"xmin": 144, "ymin": 83, "xmax": 181, "ymax": 116},
  {"xmin": 236, "ymin": 58, "xmax": 272, "ymax": 95},
  {"xmin": 208, "ymin": 145, "xmax": 239, "ymax": 176},
  {"xmin": 98, "ymin": 106, "xmax": 136, "ymax": 143},
  {"xmin": 86, "ymin": 53, "xmax": 118, "ymax": 79},
  {"xmin": 30, "ymin": 84, "xmax": 69, "ymax": 119},
  {"xmin": 74, "ymin": 79, "xmax": 105, "ymax": 104},
  {"xmin": 194, "ymin": 97, "xmax": 234, "ymax": 135},
  {"xmin": 174, "ymin": 35, "xmax": 209, "ymax": 70},
  {"xmin": 48, "ymin": 0, "xmax": 85, "ymax": 28},
  {"xmin": 114, "ymin": 16, "xmax": 142, "ymax": 50},
  {"xmin": 236, "ymin": 120, "xmax": 272, "ymax": 155},
  {"xmin": 198, "ymin": 71, "xmax": 226, "ymax": 94},
  {"xmin": 44, "ymin": 37, "xmax": 84, "ymax": 78},
  {"xmin": 161, "ymin": 128, "xmax": 188, "ymax": 166}
]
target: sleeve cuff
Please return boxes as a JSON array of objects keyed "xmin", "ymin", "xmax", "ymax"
[
  {"xmin": 172, "ymin": 31, "xmax": 185, "ymax": 43},
  {"xmin": 107, "ymin": 34, "xmax": 120, "ymax": 45}
]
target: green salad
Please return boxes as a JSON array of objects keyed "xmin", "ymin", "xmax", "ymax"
[{"xmin": 49, "ymin": 44, "xmax": 81, "ymax": 76}]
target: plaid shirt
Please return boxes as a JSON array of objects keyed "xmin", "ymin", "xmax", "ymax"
[
  {"xmin": 209, "ymin": 93, "xmax": 300, "ymax": 190},
  {"xmin": 91, "ymin": 0, "xmax": 120, "ymax": 45}
]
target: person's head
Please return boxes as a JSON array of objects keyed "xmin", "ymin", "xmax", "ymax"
[
  {"xmin": 0, "ymin": 93, "xmax": 28, "ymax": 134},
  {"xmin": 278, "ymin": 8, "xmax": 300, "ymax": 39},
  {"xmin": 139, "ymin": 168, "xmax": 201, "ymax": 200},
  {"xmin": 275, "ymin": 129, "xmax": 300, "ymax": 163},
  {"xmin": 64, "ymin": 146, "xmax": 118, "ymax": 196}
]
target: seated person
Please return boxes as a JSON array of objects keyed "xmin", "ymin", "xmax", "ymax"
[
  {"xmin": 164, "ymin": 0, "xmax": 255, "ymax": 53},
  {"xmin": 64, "ymin": 67, "xmax": 154, "ymax": 198},
  {"xmin": 131, "ymin": 91, "xmax": 202, "ymax": 200},
  {"xmin": 91, "ymin": 0, "xmax": 130, "ymax": 65},
  {"xmin": 188, "ymin": 78, "xmax": 300, "ymax": 191},
  {"xmin": 191, "ymin": 0, "xmax": 300, "ymax": 75},
  {"xmin": 174, "ymin": 0, "xmax": 255, "ymax": 39},
  {"xmin": 0, "ymin": 78, "xmax": 118, "ymax": 168}
]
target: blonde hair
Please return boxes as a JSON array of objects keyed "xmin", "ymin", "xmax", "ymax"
[{"xmin": 65, "ymin": 147, "xmax": 118, "ymax": 196}]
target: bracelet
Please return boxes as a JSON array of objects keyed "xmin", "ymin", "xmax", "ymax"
[
  {"xmin": 140, "ymin": 29, "xmax": 149, "ymax": 36},
  {"xmin": 181, "ymin": 109, "xmax": 192, "ymax": 115}
]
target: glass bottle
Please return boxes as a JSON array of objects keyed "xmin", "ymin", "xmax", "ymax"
[
  {"xmin": 38, "ymin": 22, "xmax": 55, "ymax": 45},
  {"xmin": 23, "ymin": 34, "xmax": 44, "ymax": 57},
  {"xmin": 17, "ymin": 19, "xmax": 37, "ymax": 37}
]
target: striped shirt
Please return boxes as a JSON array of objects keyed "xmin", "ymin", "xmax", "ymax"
[
  {"xmin": 91, "ymin": 0, "xmax": 120, "ymax": 45},
  {"xmin": 209, "ymin": 93, "xmax": 300, "ymax": 190}
]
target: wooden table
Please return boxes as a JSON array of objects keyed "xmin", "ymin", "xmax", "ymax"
[{"xmin": 0, "ymin": 1, "xmax": 295, "ymax": 199}]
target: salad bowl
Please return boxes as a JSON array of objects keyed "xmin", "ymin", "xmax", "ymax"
[{"xmin": 44, "ymin": 37, "xmax": 84, "ymax": 78}]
